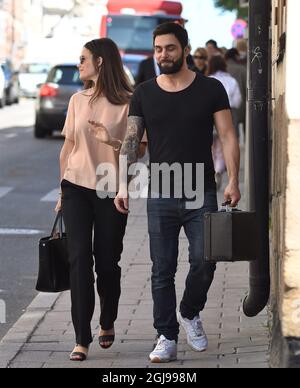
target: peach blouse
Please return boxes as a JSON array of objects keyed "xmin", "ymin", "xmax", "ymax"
[{"xmin": 62, "ymin": 89, "xmax": 129, "ymax": 191}]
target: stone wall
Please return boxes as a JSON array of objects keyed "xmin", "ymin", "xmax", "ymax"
[{"xmin": 271, "ymin": 0, "xmax": 300, "ymax": 349}]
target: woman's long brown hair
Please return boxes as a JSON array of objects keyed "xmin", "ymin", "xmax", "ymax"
[
  {"xmin": 207, "ymin": 55, "xmax": 227, "ymax": 76},
  {"xmin": 84, "ymin": 38, "xmax": 133, "ymax": 105}
]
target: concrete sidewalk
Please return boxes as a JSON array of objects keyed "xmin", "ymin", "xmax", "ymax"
[{"xmin": 0, "ymin": 196, "xmax": 270, "ymax": 369}]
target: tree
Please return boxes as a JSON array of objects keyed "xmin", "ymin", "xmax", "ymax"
[{"xmin": 213, "ymin": 0, "xmax": 248, "ymax": 19}]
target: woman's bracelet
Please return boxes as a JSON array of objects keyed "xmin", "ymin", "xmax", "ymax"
[{"xmin": 112, "ymin": 139, "xmax": 122, "ymax": 152}]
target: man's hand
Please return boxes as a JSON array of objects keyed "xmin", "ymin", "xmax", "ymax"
[
  {"xmin": 114, "ymin": 191, "xmax": 129, "ymax": 215},
  {"xmin": 214, "ymin": 110, "xmax": 241, "ymax": 208},
  {"xmin": 224, "ymin": 180, "xmax": 241, "ymax": 208}
]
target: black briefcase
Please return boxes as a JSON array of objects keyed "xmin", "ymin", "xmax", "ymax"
[
  {"xmin": 204, "ymin": 203, "xmax": 258, "ymax": 263},
  {"xmin": 36, "ymin": 211, "xmax": 70, "ymax": 293}
]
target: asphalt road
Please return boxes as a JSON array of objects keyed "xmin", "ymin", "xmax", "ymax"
[{"xmin": 0, "ymin": 99, "xmax": 63, "ymax": 340}]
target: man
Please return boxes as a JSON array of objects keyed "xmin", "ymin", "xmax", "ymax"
[
  {"xmin": 115, "ymin": 23, "xmax": 241, "ymax": 363},
  {"xmin": 236, "ymin": 39, "xmax": 248, "ymax": 67},
  {"xmin": 206, "ymin": 39, "xmax": 220, "ymax": 59},
  {"xmin": 225, "ymin": 48, "xmax": 247, "ymax": 134},
  {"xmin": 135, "ymin": 55, "xmax": 160, "ymax": 85}
]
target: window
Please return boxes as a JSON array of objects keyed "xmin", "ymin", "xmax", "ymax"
[
  {"xmin": 48, "ymin": 66, "xmax": 82, "ymax": 86},
  {"xmin": 19, "ymin": 64, "xmax": 50, "ymax": 74},
  {"xmin": 106, "ymin": 15, "xmax": 179, "ymax": 52}
]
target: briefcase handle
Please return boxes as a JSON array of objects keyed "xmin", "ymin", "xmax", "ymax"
[
  {"xmin": 51, "ymin": 211, "xmax": 64, "ymax": 238},
  {"xmin": 222, "ymin": 201, "xmax": 238, "ymax": 213}
]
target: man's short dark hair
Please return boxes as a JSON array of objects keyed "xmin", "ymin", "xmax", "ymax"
[
  {"xmin": 206, "ymin": 39, "xmax": 218, "ymax": 48},
  {"xmin": 153, "ymin": 22, "xmax": 189, "ymax": 50}
]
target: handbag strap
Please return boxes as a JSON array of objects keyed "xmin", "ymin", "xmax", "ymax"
[{"xmin": 51, "ymin": 211, "xmax": 64, "ymax": 238}]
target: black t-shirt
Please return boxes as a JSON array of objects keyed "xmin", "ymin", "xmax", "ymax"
[{"xmin": 129, "ymin": 73, "xmax": 230, "ymax": 196}]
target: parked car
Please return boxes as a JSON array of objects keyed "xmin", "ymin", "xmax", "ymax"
[
  {"xmin": 34, "ymin": 62, "xmax": 135, "ymax": 138},
  {"xmin": 19, "ymin": 63, "xmax": 50, "ymax": 98},
  {"xmin": 34, "ymin": 63, "xmax": 83, "ymax": 138},
  {"xmin": 0, "ymin": 66, "xmax": 6, "ymax": 108},
  {"xmin": 0, "ymin": 60, "xmax": 20, "ymax": 105}
]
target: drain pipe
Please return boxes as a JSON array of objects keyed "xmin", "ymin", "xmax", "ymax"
[{"xmin": 243, "ymin": 0, "xmax": 271, "ymax": 317}]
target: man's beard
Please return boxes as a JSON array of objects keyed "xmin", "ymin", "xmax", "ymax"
[{"xmin": 158, "ymin": 53, "xmax": 185, "ymax": 75}]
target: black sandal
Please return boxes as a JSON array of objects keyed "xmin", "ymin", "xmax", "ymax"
[
  {"xmin": 70, "ymin": 346, "xmax": 88, "ymax": 361},
  {"xmin": 99, "ymin": 334, "xmax": 115, "ymax": 349}
]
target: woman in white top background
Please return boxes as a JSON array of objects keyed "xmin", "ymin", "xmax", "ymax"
[{"xmin": 208, "ymin": 55, "xmax": 242, "ymax": 189}]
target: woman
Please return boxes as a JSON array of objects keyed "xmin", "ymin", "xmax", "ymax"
[
  {"xmin": 193, "ymin": 47, "xmax": 208, "ymax": 74},
  {"xmin": 208, "ymin": 55, "xmax": 242, "ymax": 189},
  {"xmin": 56, "ymin": 38, "xmax": 133, "ymax": 361}
]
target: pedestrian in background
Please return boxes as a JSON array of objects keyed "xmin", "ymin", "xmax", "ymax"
[
  {"xmin": 225, "ymin": 48, "xmax": 247, "ymax": 137},
  {"xmin": 56, "ymin": 38, "xmax": 132, "ymax": 362},
  {"xmin": 193, "ymin": 48, "xmax": 208, "ymax": 75},
  {"xmin": 206, "ymin": 39, "xmax": 220, "ymax": 59},
  {"xmin": 135, "ymin": 54, "xmax": 160, "ymax": 85},
  {"xmin": 208, "ymin": 55, "xmax": 242, "ymax": 189},
  {"xmin": 236, "ymin": 38, "xmax": 248, "ymax": 67}
]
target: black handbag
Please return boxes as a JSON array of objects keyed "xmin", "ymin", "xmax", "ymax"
[
  {"xmin": 204, "ymin": 202, "xmax": 258, "ymax": 263},
  {"xmin": 36, "ymin": 211, "xmax": 70, "ymax": 292}
]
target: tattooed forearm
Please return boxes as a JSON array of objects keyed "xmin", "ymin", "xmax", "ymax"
[{"xmin": 120, "ymin": 116, "xmax": 145, "ymax": 164}]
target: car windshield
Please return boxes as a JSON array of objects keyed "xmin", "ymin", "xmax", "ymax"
[
  {"xmin": 19, "ymin": 64, "xmax": 50, "ymax": 74},
  {"xmin": 106, "ymin": 15, "xmax": 176, "ymax": 52},
  {"xmin": 47, "ymin": 66, "xmax": 82, "ymax": 86}
]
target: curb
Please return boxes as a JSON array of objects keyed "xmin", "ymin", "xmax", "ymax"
[{"xmin": 0, "ymin": 293, "xmax": 61, "ymax": 368}]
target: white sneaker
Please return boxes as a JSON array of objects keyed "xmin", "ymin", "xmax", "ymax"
[
  {"xmin": 177, "ymin": 311, "xmax": 208, "ymax": 352},
  {"xmin": 149, "ymin": 335, "xmax": 177, "ymax": 363}
]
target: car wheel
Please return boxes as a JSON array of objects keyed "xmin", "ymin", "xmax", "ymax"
[
  {"xmin": 5, "ymin": 89, "xmax": 13, "ymax": 105},
  {"xmin": 34, "ymin": 124, "xmax": 48, "ymax": 139}
]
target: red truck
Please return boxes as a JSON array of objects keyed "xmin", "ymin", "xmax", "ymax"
[{"xmin": 100, "ymin": 0, "xmax": 184, "ymax": 79}]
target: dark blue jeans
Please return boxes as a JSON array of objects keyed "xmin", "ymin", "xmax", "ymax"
[{"xmin": 147, "ymin": 191, "xmax": 218, "ymax": 342}]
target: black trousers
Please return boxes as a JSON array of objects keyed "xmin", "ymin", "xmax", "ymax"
[{"xmin": 61, "ymin": 180, "xmax": 128, "ymax": 347}]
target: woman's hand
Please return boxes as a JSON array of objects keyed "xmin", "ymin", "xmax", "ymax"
[{"xmin": 88, "ymin": 120, "xmax": 112, "ymax": 145}]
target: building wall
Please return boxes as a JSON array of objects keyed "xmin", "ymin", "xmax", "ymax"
[
  {"xmin": 282, "ymin": 0, "xmax": 300, "ymax": 337},
  {"xmin": 0, "ymin": 0, "xmax": 103, "ymax": 66},
  {"xmin": 271, "ymin": 0, "xmax": 300, "ymax": 343},
  {"xmin": 0, "ymin": 0, "xmax": 43, "ymax": 66}
]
